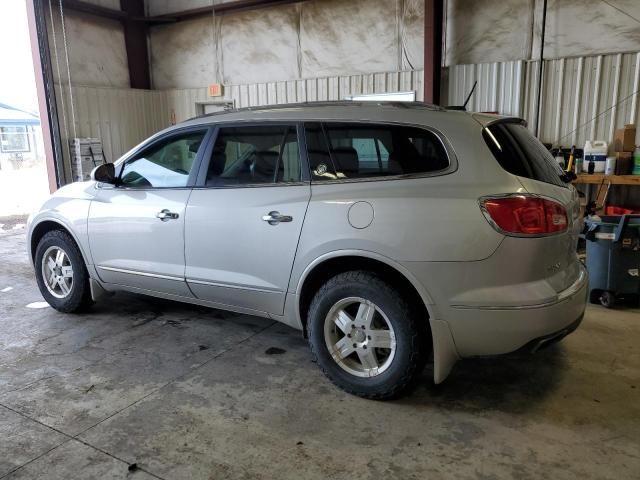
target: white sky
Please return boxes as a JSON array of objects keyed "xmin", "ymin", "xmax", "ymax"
[{"xmin": 0, "ymin": 0, "xmax": 38, "ymax": 114}]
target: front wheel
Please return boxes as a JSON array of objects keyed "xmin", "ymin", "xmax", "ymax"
[
  {"xmin": 34, "ymin": 230, "xmax": 92, "ymax": 313},
  {"xmin": 600, "ymin": 291, "xmax": 616, "ymax": 308},
  {"xmin": 308, "ymin": 271, "xmax": 428, "ymax": 400}
]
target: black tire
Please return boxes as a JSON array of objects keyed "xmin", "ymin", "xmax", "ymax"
[
  {"xmin": 308, "ymin": 271, "xmax": 428, "ymax": 400},
  {"xmin": 600, "ymin": 291, "xmax": 616, "ymax": 309},
  {"xmin": 589, "ymin": 289, "xmax": 603, "ymax": 305},
  {"xmin": 34, "ymin": 230, "xmax": 92, "ymax": 313}
]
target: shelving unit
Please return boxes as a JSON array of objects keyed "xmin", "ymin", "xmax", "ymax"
[{"xmin": 573, "ymin": 175, "xmax": 640, "ymax": 186}]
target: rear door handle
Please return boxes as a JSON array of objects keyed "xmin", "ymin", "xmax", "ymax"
[
  {"xmin": 156, "ymin": 209, "xmax": 179, "ymax": 221},
  {"xmin": 262, "ymin": 211, "xmax": 293, "ymax": 225}
]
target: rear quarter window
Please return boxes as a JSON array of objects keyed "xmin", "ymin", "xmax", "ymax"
[
  {"xmin": 483, "ymin": 122, "xmax": 566, "ymax": 188},
  {"xmin": 306, "ymin": 122, "xmax": 450, "ymax": 181}
]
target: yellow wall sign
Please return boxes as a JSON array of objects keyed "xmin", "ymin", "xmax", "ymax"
[{"xmin": 208, "ymin": 83, "xmax": 224, "ymax": 97}]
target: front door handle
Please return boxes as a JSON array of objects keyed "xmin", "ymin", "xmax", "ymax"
[
  {"xmin": 262, "ymin": 211, "xmax": 293, "ymax": 225},
  {"xmin": 156, "ymin": 209, "xmax": 179, "ymax": 221}
]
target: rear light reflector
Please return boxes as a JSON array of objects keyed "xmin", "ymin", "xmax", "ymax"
[{"xmin": 480, "ymin": 195, "xmax": 568, "ymax": 236}]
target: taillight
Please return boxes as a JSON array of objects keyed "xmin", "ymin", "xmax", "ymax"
[{"xmin": 480, "ymin": 195, "xmax": 568, "ymax": 236}]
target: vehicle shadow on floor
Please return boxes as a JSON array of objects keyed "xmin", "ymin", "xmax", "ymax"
[
  {"xmin": 405, "ymin": 346, "xmax": 568, "ymax": 413},
  {"xmin": 90, "ymin": 292, "xmax": 568, "ymax": 414}
]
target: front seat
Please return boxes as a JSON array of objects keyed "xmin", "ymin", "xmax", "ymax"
[{"xmin": 252, "ymin": 151, "xmax": 280, "ymax": 182}]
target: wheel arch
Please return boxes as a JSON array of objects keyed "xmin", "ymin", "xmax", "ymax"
[
  {"xmin": 296, "ymin": 251, "xmax": 435, "ymax": 336},
  {"xmin": 295, "ymin": 250, "xmax": 460, "ymax": 384},
  {"xmin": 29, "ymin": 219, "xmax": 89, "ymax": 268}
]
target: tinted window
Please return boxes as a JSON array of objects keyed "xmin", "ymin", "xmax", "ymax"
[
  {"xmin": 305, "ymin": 123, "xmax": 336, "ymax": 180},
  {"xmin": 120, "ymin": 130, "xmax": 206, "ymax": 188},
  {"xmin": 205, "ymin": 126, "xmax": 300, "ymax": 186},
  {"xmin": 483, "ymin": 122, "xmax": 566, "ymax": 188},
  {"xmin": 306, "ymin": 123, "xmax": 449, "ymax": 181}
]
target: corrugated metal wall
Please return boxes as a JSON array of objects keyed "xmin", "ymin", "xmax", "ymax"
[
  {"xmin": 54, "ymin": 85, "xmax": 168, "ymax": 180},
  {"xmin": 164, "ymin": 70, "xmax": 424, "ymax": 122},
  {"xmin": 446, "ymin": 61, "xmax": 524, "ymax": 116},
  {"xmin": 523, "ymin": 52, "xmax": 640, "ymax": 148},
  {"xmin": 56, "ymin": 53, "xmax": 640, "ymax": 178},
  {"xmin": 54, "ymin": 69, "xmax": 424, "ymax": 180},
  {"xmin": 447, "ymin": 51, "xmax": 640, "ymax": 149}
]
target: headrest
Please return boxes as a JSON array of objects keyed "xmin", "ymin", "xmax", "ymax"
[
  {"xmin": 332, "ymin": 147, "xmax": 359, "ymax": 175},
  {"xmin": 253, "ymin": 151, "xmax": 279, "ymax": 178}
]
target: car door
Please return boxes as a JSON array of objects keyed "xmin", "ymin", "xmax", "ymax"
[
  {"xmin": 88, "ymin": 127, "xmax": 212, "ymax": 296},
  {"xmin": 184, "ymin": 123, "xmax": 311, "ymax": 315}
]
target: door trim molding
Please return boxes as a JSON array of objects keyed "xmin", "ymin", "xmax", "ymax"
[
  {"xmin": 97, "ymin": 265, "xmax": 184, "ymax": 282},
  {"xmin": 186, "ymin": 278, "xmax": 280, "ymax": 294}
]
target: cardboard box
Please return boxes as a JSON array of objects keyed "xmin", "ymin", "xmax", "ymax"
[
  {"xmin": 614, "ymin": 124, "xmax": 636, "ymax": 152},
  {"xmin": 615, "ymin": 151, "xmax": 633, "ymax": 175}
]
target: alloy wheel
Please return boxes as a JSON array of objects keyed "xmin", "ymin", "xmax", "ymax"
[
  {"xmin": 41, "ymin": 246, "xmax": 74, "ymax": 299},
  {"xmin": 323, "ymin": 297, "xmax": 397, "ymax": 378}
]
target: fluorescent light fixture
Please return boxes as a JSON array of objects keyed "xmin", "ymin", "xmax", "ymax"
[{"xmin": 345, "ymin": 91, "xmax": 416, "ymax": 102}]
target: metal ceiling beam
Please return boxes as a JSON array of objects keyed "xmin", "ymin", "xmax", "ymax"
[
  {"xmin": 60, "ymin": 0, "xmax": 305, "ymax": 24},
  {"xmin": 61, "ymin": 0, "xmax": 126, "ymax": 20},
  {"xmin": 144, "ymin": 0, "xmax": 306, "ymax": 23}
]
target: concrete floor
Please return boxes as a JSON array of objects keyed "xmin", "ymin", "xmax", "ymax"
[{"xmin": 1, "ymin": 227, "xmax": 639, "ymax": 480}]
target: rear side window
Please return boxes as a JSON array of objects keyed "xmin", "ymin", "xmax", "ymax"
[
  {"xmin": 483, "ymin": 122, "xmax": 566, "ymax": 188},
  {"xmin": 205, "ymin": 125, "xmax": 301, "ymax": 186},
  {"xmin": 305, "ymin": 122, "xmax": 449, "ymax": 181}
]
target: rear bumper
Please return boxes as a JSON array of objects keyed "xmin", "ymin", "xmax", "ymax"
[
  {"xmin": 445, "ymin": 264, "xmax": 588, "ymax": 357},
  {"xmin": 515, "ymin": 313, "xmax": 583, "ymax": 353}
]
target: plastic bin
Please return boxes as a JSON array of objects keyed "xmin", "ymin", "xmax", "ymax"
[
  {"xmin": 584, "ymin": 215, "xmax": 640, "ymax": 308},
  {"xmin": 605, "ymin": 206, "xmax": 640, "ymax": 216}
]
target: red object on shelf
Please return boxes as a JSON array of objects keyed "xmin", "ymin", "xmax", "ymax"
[{"xmin": 605, "ymin": 206, "xmax": 640, "ymax": 215}]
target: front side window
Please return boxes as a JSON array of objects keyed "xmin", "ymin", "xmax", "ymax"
[
  {"xmin": 306, "ymin": 122, "xmax": 449, "ymax": 181},
  {"xmin": 205, "ymin": 125, "xmax": 301, "ymax": 186},
  {"xmin": 120, "ymin": 130, "xmax": 207, "ymax": 188}
]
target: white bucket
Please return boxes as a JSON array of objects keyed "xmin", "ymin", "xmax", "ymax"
[{"xmin": 583, "ymin": 140, "xmax": 607, "ymax": 173}]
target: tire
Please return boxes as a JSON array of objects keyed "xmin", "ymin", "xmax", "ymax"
[
  {"xmin": 599, "ymin": 291, "xmax": 616, "ymax": 309},
  {"xmin": 34, "ymin": 230, "xmax": 92, "ymax": 313},
  {"xmin": 308, "ymin": 271, "xmax": 428, "ymax": 400},
  {"xmin": 589, "ymin": 289, "xmax": 603, "ymax": 305}
]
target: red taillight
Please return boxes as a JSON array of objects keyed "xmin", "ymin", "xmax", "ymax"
[{"xmin": 481, "ymin": 195, "xmax": 568, "ymax": 236}]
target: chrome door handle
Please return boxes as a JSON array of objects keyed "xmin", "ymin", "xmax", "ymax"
[
  {"xmin": 262, "ymin": 211, "xmax": 293, "ymax": 225},
  {"xmin": 156, "ymin": 209, "xmax": 179, "ymax": 221}
]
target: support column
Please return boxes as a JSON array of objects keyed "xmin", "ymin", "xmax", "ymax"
[
  {"xmin": 121, "ymin": 0, "xmax": 150, "ymax": 89},
  {"xmin": 26, "ymin": 0, "xmax": 63, "ymax": 192},
  {"xmin": 424, "ymin": 0, "xmax": 443, "ymax": 105}
]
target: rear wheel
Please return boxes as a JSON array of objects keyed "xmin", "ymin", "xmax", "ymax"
[
  {"xmin": 34, "ymin": 230, "xmax": 92, "ymax": 313},
  {"xmin": 308, "ymin": 271, "xmax": 428, "ymax": 400}
]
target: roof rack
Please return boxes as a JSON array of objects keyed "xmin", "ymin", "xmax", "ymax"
[{"xmin": 184, "ymin": 100, "xmax": 444, "ymax": 122}]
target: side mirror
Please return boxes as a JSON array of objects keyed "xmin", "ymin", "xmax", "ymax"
[{"xmin": 91, "ymin": 163, "xmax": 116, "ymax": 184}]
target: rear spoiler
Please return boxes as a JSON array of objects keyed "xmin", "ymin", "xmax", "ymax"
[{"xmin": 471, "ymin": 114, "xmax": 527, "ymax": 129}]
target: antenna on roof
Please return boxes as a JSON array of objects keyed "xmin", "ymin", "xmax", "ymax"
[
  {"xmin": 463, "ymin": 81, "xmax": 478, "ymax": 109},
  {"xmin": 446, "ymin": 80, "xmax": 478, "ymax": 111}
]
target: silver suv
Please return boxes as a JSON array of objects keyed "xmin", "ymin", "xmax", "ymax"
[{"xmin": 27, "ymin": 102, "xmax": 587, "ymax": 399}]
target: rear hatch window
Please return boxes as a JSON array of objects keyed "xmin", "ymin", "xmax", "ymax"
[{"xmin": 483, "ymin": 122, "xmax": 567, "ymax": 188}]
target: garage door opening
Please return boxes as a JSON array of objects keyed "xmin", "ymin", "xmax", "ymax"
[{"xmin": 0, "ymin": 1, "xmax": 49, "ymax": 228}]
